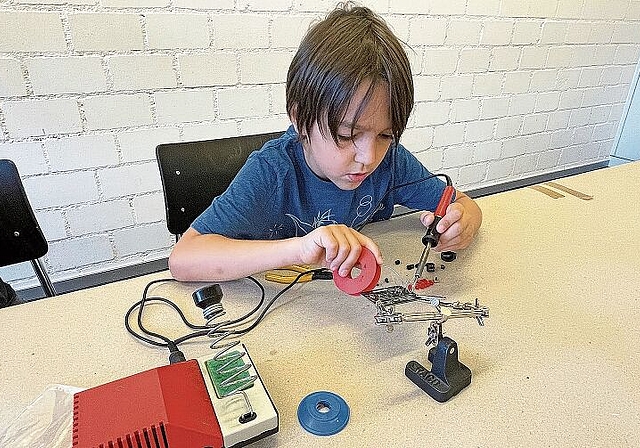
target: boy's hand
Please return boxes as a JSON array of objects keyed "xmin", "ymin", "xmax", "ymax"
[
  {"xmin": 299, "ymin": 224, "xmax": 383, "ymax": 277},
  {"xmin": 419, "ymin": 192, "xmax": 482, "ymax": 252}
]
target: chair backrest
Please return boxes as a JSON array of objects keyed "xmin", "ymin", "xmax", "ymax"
[
  {"xmin": 0, "ymin": 159, "xmax": 48, "ymax": 265},
  {"xmin": 156, "ymin": 131, "xmax": 283, "ymax": 237},
  {"xmin": 0, "ymin": 159, "xmax": 56, "ymax": 297}
]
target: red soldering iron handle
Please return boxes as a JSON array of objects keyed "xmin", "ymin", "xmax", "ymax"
[
  {"xmin": 434, "ymin": 185, "xmax": 455, "ymax": 218},
  {"xmin": 422, "ymin": 185, "xmax": 455, "ymax": 248}
]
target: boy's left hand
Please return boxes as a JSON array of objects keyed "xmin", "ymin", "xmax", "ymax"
[{"xmin": 419, "ymin": 192, "xmax": 482, "ymax": 253}]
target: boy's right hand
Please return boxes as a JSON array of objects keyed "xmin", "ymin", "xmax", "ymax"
[{"xmin": 299, "ymin": 224, "xmax": 383, "ymax": 278}]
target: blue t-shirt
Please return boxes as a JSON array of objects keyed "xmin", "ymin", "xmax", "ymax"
[{"xmin": 192, "ymin": 126, "xmax": 448, "ymax": 239}]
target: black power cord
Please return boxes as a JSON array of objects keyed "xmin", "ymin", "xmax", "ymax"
[
  {"xmin": 125, "ymin": 270, "xmax": 322, "ymax": 363},
  {"xmin": 356, "ymin": 172, "xmax": 452, "ymax": 232}
]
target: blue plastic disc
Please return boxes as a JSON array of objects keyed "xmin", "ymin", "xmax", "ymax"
[{"xmin": 297, "ymin": 391, "xmax": 350, "ymax": 436}]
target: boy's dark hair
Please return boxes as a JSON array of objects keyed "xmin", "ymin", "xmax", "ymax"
[{"xmin": 286, "ymin": 2, "xmax": 413, "ymax": 145}]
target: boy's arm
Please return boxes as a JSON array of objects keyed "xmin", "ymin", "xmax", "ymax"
[
  {"xmin": 169, "ymin": 225, "xmax": 383, "ymax": 282},
  {"xmin": 419, "ymin": 191, "xmax": 482, "ymax": 253}
]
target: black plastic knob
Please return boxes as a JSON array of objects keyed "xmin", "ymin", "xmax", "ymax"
[
  {"xmin": 440, "ymin": 251, "xmax": 457, "ymax": 262},
  {"xmin": 192, "ymin": 284, "xmax": 223, "ymax": 310}
]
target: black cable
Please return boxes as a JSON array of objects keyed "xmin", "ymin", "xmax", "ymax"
[
  {"xmin": 208, "ymin": 276, "xmax": 266, "ymax": 327},
  {"xmin": 125, "ymin": 274, "xmax": 284, "ymax": 361},
  {"xmin": 173, "ymin": 269, "xmax": 316, "ymax": 343},
  {"xmin": 125, "ymin": 296, "xmax": 182, "ymax": 347},
  {"xmin": 122, "ymin": 278, "xmax": 186, "ymax": 362},
  {"xmin": 173, "ymin": 276, "xmax": 267, "ymax": 345},
  {"xmin": 356, "ymin": 172, "xmax": 452, "ymax": 232},
  {"xmin": 222, "ymin": 268, "xmax": 325, "ymax": 337},
  {"xmin": 125, "ymin": 293, "xmax": 214, "ymax": 344},
  {"xmin": 133, "ymin": 279, "xmax": 179, "ymax": 346}
]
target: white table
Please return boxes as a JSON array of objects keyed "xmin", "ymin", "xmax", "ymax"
[{"xmin": 2, "ymin": 162, "xmax": 639, "ymax": 447}]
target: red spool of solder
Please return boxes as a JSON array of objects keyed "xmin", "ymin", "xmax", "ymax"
[{"xmin": 333, "ymin": 247, "xmax": 382, "ymax": 295}]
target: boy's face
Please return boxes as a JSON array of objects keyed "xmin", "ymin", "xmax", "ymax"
[{"xmin": 300, "ymin": 82, "xmax": 394, "ymax": 191}]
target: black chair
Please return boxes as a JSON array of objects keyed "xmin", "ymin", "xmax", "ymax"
[
  {"xmin": 0, "ymin": 159, "xmax": 57, "ymax": 297},
  {"xmin": 156, "ymin": 131, "xmax": 283, "ymax": 240}
]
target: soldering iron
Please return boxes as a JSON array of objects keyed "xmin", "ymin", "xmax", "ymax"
[{"xmin": 412, "ymin": 183, "xmax": 455, "ymax": 289}]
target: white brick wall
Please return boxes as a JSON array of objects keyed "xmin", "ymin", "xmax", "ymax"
[
  {"xmin": 213, "ymin": 15, "xmax": 270, "ymax": 48},
  {"xmin": 118, "ymin": 128, "xmax": 181, "ymax": 162},
  {"xmin": 4, "ymin": 99, "xmax": 83, "ymax": 138},
  {"xmin": 0, "ymin": 142, "xmax": 47, "ymax": 175},
  {"xmin": 0, "ymin": 12, "xmax": 67, "ymax": 52},
  {"xmin": 154, "ymin": 90, "xmax": 215, "ymax": 123},
  {"xmin": 240, "ymin": 51, "xmax": 293, "ymax": 84},
  {"xmin": 46, "ymin": 135, "xmax": 119, "ymax": 171},
  {"xmin": 97, "ymin": 162, "xmax": 160, "ymax": 199},
  {"xmin": 23, "ymin": 171, "xmax": 100, "ymax": 208},
  {"xmin": 178, "ymin": 52, "xmax": 238, "ymax": 87},
  {"xmin": 1, "ymin": 0, "xmax": 639, "ymax": 290},
  {"xmin": 27, "ymin": 57, "xmax": 108, "ymax": 95},
  {"xmin": 67, "ymin": 200, "xmax": 135, "ymax": 235},
  {"xmin": 0, "ymin": 59, "xmax": 27, "ymax": 96},
  {"xmin": 48, "ymin": 235, "xmax": 115, "ymax": 272},
  {"xmin": 217, "ymin": 86, "xmax": 270, "ymax": 118},
  {"xmin": 83, "ymin": 94, "xmax": 153, "ymax": 130},
  {"xmin": 69, "ymin": 14, "xmax": 144, "ymax": 52},
  {"xmin": 108, "ymin": 55, "xmax": 177, "ymax": 91}
]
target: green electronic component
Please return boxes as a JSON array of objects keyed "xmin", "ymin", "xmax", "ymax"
[{"xmin": 205, "ymin": 352, "xmax": 254, "ymax": 398}]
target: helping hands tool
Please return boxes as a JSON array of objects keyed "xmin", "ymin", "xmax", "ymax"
[
  {"xmin": 362, "ymin": 285, "xmax": 489, "ymax": 402},
  {"xmin": 412, "ymin": 185, "xmax": 455, "ymax": 289}
]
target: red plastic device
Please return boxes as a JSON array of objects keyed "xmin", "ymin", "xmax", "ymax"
[
  {"xmin": 332, "ymin": 247, "xmax": 382, "ymax": 295},
  {"xmin": 73, "ymin": 360, "xmax": 223, "ymax": 448}
]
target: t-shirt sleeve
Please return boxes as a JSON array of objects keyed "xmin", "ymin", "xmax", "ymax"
[
  {"xmin": 391, "ymin": 143, "xmax": 454, "ymax": 211},
  {"xmin": 191, "ymin": 153, "xmax": 274, "ymax": 238}
]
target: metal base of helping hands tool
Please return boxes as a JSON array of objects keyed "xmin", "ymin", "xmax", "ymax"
[
  {"xmin": 332, "ymin": 247, "xmax": 381, "ymax": 295},
  {"xmin": 405, "ymin": 337, "xmax": 472, "ymax": 403}
]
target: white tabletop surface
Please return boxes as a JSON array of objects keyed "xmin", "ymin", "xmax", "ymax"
[{"xmin": 1, "ymin": 162, "xmax": 639, "ymax": 447}]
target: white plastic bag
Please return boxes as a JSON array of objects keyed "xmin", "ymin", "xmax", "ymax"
[{"xmin": 0, "ymin": 384, "xmax": 83, "ymax": 448}]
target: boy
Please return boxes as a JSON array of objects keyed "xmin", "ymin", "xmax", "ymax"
[{"xmin": 169, "ymin": 3, "xmax": 482, "ymax": 282}]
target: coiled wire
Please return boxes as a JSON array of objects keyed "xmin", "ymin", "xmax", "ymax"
[{"xmin": 204, "ymin": 305, "xmax": 258, "ymax": 398}]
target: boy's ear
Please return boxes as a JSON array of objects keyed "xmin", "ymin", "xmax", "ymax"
[
  {"xmin": 288, "ymin": 109, "xmax": 308, "ymax": 142},
  {"xmin": 288, "ymin": 107, "xmax": 298, "ymax": 133}
]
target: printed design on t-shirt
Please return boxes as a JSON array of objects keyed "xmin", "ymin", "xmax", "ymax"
[
  {"xmin": 284, "ymin": 194, "xmax": 383, "ymax": 236},
  {"xmin": 350, "ymin": 194, "xmax": 377, "ymax": 229},
  {"xmin": 268, "ymin": 223, "xmax": 284, "ymax": 239},
  {"xmin": 286, "ymin": 209, "xmax": 338, "ymax": 236},
  {"xmin": 356, "ymin": 201, "xmax": 386, "ymax": 229}
]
